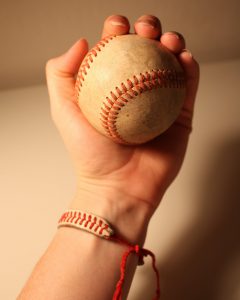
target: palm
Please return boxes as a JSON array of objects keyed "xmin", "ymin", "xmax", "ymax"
[{"xmin": 53, "ymin": 76, "xmax": 190, "ymax": 210}]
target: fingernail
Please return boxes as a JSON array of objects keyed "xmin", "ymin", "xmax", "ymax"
[
  {"xmin": 110, "ymin": 19, "xmax": 127, "ymax": 27},
  {"xmin": 137, "ymin": 21, "xmax": 155, "ymax": 29},
  {"xmin": 165, "ymin": 31, "xmax": 181, "ymax": 39},
  {"xmin": 182, "ymin": 49, "xmax": 193, "ymax": 58},
  {"xmin": 108, "ymin": 15, "xmax": 127, "ymax": 27}
]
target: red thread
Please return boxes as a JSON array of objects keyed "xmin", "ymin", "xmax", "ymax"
[
  {"xmin": 75, "ymin": 35, "xmax": 185, "ymax": 144},
  {"xmin": 75, "ymin": 35, "xmax": 116, "ymax": 96},
  {"xmin": 58, "ymin": 210, "xmax": 113, "ymax": 237},
  {"xmin": 89, "ymin": 216, "xmax": 97, "ymax": 229},
  {"xmin": 108, "ymin": 236, "xmax": 161, "ymax": 300},
  {"xmin": 99, "ymin": 69, "xmax": 185, "ymax": 144},
  {"xmin": 99, "ymin": 224, "xmax": 109, "ymax": 235},
  {"xmin": 80, "ymin": 213, "xmax": 86, "ymax": 225},
  {"xmin": 70, "ymin": 211, "xmax": 77, "ymax": 222},
  {"xmin": 74, "ymin": 212, "xmax": 81, "ymax": 224},
  {"xmin": 66, "ymin": 211, "xmax": 73, "ymax": 222}
]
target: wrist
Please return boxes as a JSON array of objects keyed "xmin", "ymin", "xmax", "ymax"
[{"xmin": 69, "ymin": 180, "xmax": 151, "ymax": 246}]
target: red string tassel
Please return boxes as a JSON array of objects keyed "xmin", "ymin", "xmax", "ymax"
[{"xmin": 108, "ymin": 236, "xmax": 160, "ymax": 300}]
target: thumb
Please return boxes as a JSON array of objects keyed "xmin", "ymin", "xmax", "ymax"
[
  {"xmin": 46, "ymin": 38, "xmax": 88, "ymax": 121},
  {"xmin": 46, "ymin": 38, "xmax": 89, "ymax": 78}
]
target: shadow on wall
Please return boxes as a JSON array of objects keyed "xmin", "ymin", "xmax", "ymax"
[{"xmin": 133, "ymin": 135, "xmax": 240, "ymax": 300}]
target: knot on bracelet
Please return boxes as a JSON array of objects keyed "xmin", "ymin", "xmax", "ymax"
[
  {"xmin": 110, "ymin": 236, "xmax": 160, "ymax": 300},
  {"xmin": 131, "ymin": 244, "xmax": 145, "ymax": 265},
  {"xmin": 134, "ymin": 244, "xmax": 140, "ymax": 253}
]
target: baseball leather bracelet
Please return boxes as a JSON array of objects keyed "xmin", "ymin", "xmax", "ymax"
[{"xmin": 58, "ymin": 209, "xmax": 160, "ymax": 300}]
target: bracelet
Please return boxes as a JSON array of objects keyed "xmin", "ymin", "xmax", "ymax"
[
  {"xmin": 58, "ymin": 209, "xmax": 160, "ymax": 300},
  {"xmin": 58, "ymin": 210, "xmax": 114, "ymax": 238}
]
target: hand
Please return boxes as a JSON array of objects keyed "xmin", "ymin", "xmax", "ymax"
[{"xmin": 46, "ymin": 15, "xmax": 199, "ymax": 243}]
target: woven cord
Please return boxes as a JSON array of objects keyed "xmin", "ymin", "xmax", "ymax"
[{"xmin": 108, "ymin": 236, "xmax": 160, "ymax": 300}]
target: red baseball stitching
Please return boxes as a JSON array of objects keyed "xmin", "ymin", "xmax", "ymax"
[
  {"xmin": 58, "ymin": 210, "xmax": 114, "ymax": 238},
  {"xmin": 75, "ymin": 35, "xmax": 117, "ymax": 96},
  {"xmin": 75, "ymin": 35, "xmax": 185, "ymax": 144},
  {"xmin": 100, "ymin": 69, "xmax": 185, "ymax": 144}
]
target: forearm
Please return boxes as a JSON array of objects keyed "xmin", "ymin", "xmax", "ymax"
[{"xmin": 17, "ymin": 188, "xmax": 150, "ymax": 300}]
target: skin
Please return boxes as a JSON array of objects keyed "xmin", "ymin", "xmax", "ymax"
[{"xmin": 18, "ymin": 15, "xmax": 199, "ymax": 300}]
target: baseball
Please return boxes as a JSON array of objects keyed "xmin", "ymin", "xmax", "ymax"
[{"xmin": 75, "ymin": 34, "xmax": 186, "ymax": 145}]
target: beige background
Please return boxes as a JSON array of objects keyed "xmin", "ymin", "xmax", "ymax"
[{"xmin": 0, "ymin": 0, "xmax": 240, "ymax": 299}]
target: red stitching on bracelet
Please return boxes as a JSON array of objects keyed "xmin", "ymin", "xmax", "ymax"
[
  {"xmin": 74, "ymin": 212, "xmax": 81, "ymax": 224},
  {"xmin": 99, "ymin": 224, "xmax": 109, "ymax": 235},
  {"xmin": 100, "ymin": 69, "xmax": 185, "ymax": 144},
  {"xmin": 58, "ymin": 210, "xmax": 113, "ymax": 238}
]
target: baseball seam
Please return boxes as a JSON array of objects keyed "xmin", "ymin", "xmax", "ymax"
[
  {"xmin": 75, "ymin": 35, "xmax": 116, "ymax": 96},
  {"xmin": 58, "ymin": 210, "xmax": 114, "ymax": 238},
  {"xmin": 100, "ymin": 69, "xmax": 185, "ymax": 144},
  {"xmin": 75, "ymin": 35, "xmax": 185, "ymax": 144}
]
